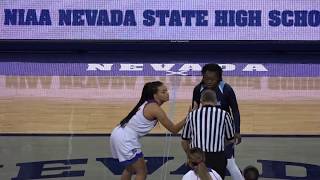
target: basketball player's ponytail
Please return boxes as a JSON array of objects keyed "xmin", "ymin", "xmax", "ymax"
[{"xmin": 119, "ymin": 81, "xmax": 163, "ymax": 127}]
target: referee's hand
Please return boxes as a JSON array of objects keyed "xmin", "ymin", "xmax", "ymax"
[{"xmin": 234, "ymin": 133, "xmax": 242, "ymax": 145}]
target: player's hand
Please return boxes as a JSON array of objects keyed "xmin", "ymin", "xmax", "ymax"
[{"xmin": 234, "ymin": 133, "xmax": 242, "ymax": 145}]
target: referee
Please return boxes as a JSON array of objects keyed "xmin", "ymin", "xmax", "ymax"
[{"xmin": 181, "ymin": 89, "xmax": 235, "ymax": 179}]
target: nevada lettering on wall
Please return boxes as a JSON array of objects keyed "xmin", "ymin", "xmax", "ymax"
[{"xmin": 86, "ymin": 64, "xmax": 268, "ymax": 73}]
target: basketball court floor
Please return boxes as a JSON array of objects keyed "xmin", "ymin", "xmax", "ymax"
[
  {"xmin": 0, "ymin": 61, "xmax": 319, "ymax": 179},
  {"xmin": 1, "ymin": 136, "xmax": 319, "ymax": 180}
]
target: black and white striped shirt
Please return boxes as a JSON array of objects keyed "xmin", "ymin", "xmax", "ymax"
[{"xmin": 181, "ymin": 105, "xmax": 235, "ymax": 152}]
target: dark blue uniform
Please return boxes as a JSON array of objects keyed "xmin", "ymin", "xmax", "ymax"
[{"xmin": 192, "ymin": 80, "xmax": 240, "ymax": 158}]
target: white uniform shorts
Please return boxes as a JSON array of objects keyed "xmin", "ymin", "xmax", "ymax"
[{"xmin": 110, "ymin": 126, "xmax": 143, "ymax": 167}]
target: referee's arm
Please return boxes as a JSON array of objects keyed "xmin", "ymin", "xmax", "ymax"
[{"xmin": 181, "ymin": 113, "xmax": 192, "ymax": 154}]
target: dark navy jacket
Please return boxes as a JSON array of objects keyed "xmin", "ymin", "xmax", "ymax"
[{"xmin": 192, "ymin": 80, "xmax": 240, "ymax": 134}]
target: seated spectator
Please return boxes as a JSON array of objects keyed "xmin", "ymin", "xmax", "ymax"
[
  {"xmin": 243, "ymin": 165, "xmax": 259, "ymax": 180},
  {"xmin": 182, "ymin": 148, "xmax": 222, "ymax": 180}
]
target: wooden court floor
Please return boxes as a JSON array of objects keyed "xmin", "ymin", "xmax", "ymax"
[{"xmin": 0, "ymin": 76, "xmax": 320, "ymax": 135}]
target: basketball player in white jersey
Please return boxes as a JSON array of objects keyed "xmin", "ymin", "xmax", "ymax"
[
  {"xmin": 110, "ymin": 81, "xmax": 190, "ymax": 180},
  {"xmin": 182, "ymin": 148, "xmax": 222, "ymax": 180}
]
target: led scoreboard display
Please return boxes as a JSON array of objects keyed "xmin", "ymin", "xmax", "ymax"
[{"xmin": 0, "ymin": 0, "xmax": 319, "ymax": 40}]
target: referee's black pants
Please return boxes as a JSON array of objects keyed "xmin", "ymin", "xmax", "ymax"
[{"xmin": 204, "ymin": 151, "xmax": 227, "ymax": 179}]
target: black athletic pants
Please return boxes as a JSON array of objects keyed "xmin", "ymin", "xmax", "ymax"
[{"xmin": 205, "ymin": 151, "xmax": 227, "ymax": 179}]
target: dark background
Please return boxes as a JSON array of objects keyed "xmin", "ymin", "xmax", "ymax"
[{"xmin": 0, "ymin": 40, "xmax": 319, "ymax": 63}]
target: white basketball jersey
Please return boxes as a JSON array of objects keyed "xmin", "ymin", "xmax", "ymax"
[{"xmin": 126, "ymin": 102, "xmax": 158, "ymax": 137}]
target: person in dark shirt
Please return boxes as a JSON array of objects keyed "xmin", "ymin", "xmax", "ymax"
[
  {"xmin": 192, "ymin": 63, "xmax": 243, "ymax": 180},
  {"xmin": 243, "ymin": 166, "xmax": 259, "ymax": 180}
]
